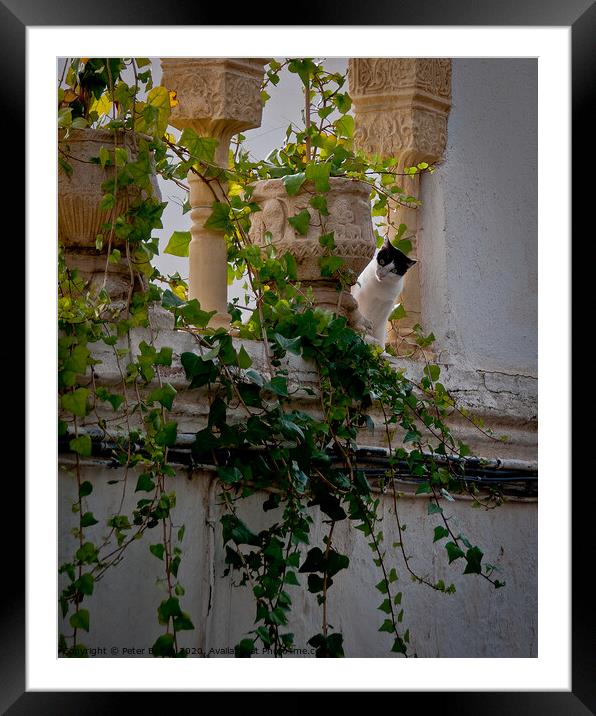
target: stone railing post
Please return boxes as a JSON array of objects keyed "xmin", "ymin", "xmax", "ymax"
[
  {"xmin": 160, "ymin": 59, "xmax": 267, "ymax": 328},
  {"xmin": 349, "ymin": 58, "xmax": 452, "ymax": 352}
]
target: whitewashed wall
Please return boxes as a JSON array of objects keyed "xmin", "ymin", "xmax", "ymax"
[
  {"xmin": 419, "ymin": 59, "xmax": 537, "ymax": 377},
  {"xmin": 59, "ymin": 460, "xmax": 536, "ymax": 658}
]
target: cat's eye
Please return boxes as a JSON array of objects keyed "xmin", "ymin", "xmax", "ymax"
[{"xmin": 379, "ymin": 259, "xmax": 386, "ymax": 266}]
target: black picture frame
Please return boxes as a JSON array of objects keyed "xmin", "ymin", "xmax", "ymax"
[{"xmin": 10, "ymin": 0, "xmax": 591, "ymax": 711}]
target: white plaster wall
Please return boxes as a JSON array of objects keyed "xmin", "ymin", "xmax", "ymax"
[
  {"xmin": 419, "ymin": 59, "xmax": 537, "ymax": 377},
  {"xmin": 60, "ymin": 462, "xmax": 536, "ymax": 658}
]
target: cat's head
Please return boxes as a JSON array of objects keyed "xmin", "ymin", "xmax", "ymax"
[{"xmin": 375, "ymin": 240, "xmax": 417, "ymax": 281}]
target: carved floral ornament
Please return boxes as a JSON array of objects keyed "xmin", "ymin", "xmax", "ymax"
[
  {"xmin": 349, "ymin": 58, "xmax": 451, "ymax": 98},
  {"xmin": 348, "ymin": 58, "xmax": 452, "ymax": 164},
  {"xmin": 248, "ymin": 178, "xmax": 376, "ymax": 283},
  {"xmin": 160, "ymin": 58, "xmax": 268, "ymax": 137}
]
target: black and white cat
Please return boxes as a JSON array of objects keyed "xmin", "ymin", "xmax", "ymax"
[{"xmin": 352, "ymin": 240, "xmax": 417, "ymax": 346}]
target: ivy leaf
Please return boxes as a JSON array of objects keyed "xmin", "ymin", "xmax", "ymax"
[
  {"xmin": 378, "ymin": 619, "xmax": 394, "ymax": 633},
  {"xmin": 162, "ymin": 289, "xmax": 184, "ymax": 309},
  {"xmin": 307, "ymin": 574, "xmax": 327, "ymax": 593},
  {"xmin": 75, "ymin": 573, "xmax": 94, "ymax": 596},
  {"xmin": 299, "ymin": 547, "xmax": 325, "ymax": 573},
  {"xmin": 157, "ymin": 596, "xmax": 182, "ymax": 624},
  {"xmin": 152, "ymin": 633, "xmax": 175, "ymax": 657},
  {"xmin": 264, "ymin": 376, "xmax": 289, "ymax": 397},
  {"xmin": 173, "ymin": 613, "xmax": 195, "ymax": 631},
  {"xmin": 393, "ymin": 239, "xmax": 412, "ymax": 255},
  {"xmin": 63, "ymin": 344, "xmax": 90, "ymax": 375},
  {"xmin": 445, "ymin": 542, "xmax": 465, "ymax": 564},
  {"xmin": 318, "ymin": 232, "xmax": 335, "ymax": 250},
  {"xmin": 427, "ymin": 502, "xmax": 443, "ymax": 515},
  {"xmin": 79, "ymin": 481, "xmax": 93, "ymax": 498},
  {"xmin": 237, "ymin": 345, "xmax": 253, "ymax": 369},
  {"xmin": 334, "ymin": 114, "xmax": 354, "ymax": 139},
  {"xmin": 433, "ymin": 526, "xmax": 449, "ymax": 543},
  {"xmin": 388, "ymin": 304, "xmax": 407, "ymax": 321},
  {"xmin": 375, "ymin": 579, "xmax": 389, "ymax": 594},
  {"xmin": 310, "ymin": 194, "xmax": 329, "ymax": 215},
  {"xmin": 96, "ymin": 387, "xmax": 124, "ymax": 412},
  {"xmin": 156, "ymin": 421, "xmax": 177, "ymax": 446},
  {"xmin": 288, "ymin": 209, "xmax": 311, "ymax": 236},
  {"xmin": 69, "ymin": 609, "xmax": 90, "ymax": 632},
  {"xmin": 99, "ymin": 146, "xmax": 110, "ymax": 168},
  {"xmin": 164, "ymin": 231, "xmax": 191, "ymax": 257},
  {"xmin": 307, "ymin": 632, "xmax": 344, "ymax": 658},
  {"xmin": 217, "ymin": 466, "xmax": 243, "ymax": 484},
  {"xmin": 80, "ymin": 512, "xmax": 98, "ymax": 527},
  {"xmin": 415, "ymin": 481, "xmax": 432, "ymax": 495},
  {"xmin": 135, "ymin": 86, "xmax": 171, "ymax": 138},
  {"xmin": 326, "ymin": 550, "xmax": 349, "ymax": 577},
  {"xmin": 180, "ymin": 300, "xmax": 216, "ymax": 328},
  {"xmin": 245, "ymin": 369, "xmax": 265, "ymax": 387},
  {"xmin": 148, "ymin": 383, "xmax": 177, "ymax": 410},
  {"xmin": 391, "ymin": 636, "xmax": 407, "ymax": 654},
  {"xmin": 283, "ymin": 172, "xmax": 306, "ymax": 196},
  {"xmin": 76, "ymin": 542, "xmax": 98, "ymax": 564},
  {"xmin": 208, "ymin": 397, "xmax": 227, "ymax": 428},
  {"xmin": 154, "ymin": 347, "xmax": 173, "ymax": 367},
  {"xmin": 70, "ymin": 434, "xmax": 92, "ymax": 457},
  {"xmin": 150, "ymin": 543, "xmax": 165, "ymax": 560},
  {"xmin": 424, "ymin": 364, "xmax": 441, "ymax": 382},
  {"xmin": 319, "ymin": 255, "xmax": 344, "ymax": 277},
  {"xmin": 204, "ymin": 202, "xmax": 232, "ymax": 232},
  {"xmin": 378, "ymin": 598, "xmax": 392, "ymax": 614},
  {"xmin": 62, "ymin": 388, "xmax": 89, "ymax": 417},
  {"xmin": 305, "ymin": 163, "xmax": 331, "ymax": 193},
  {"xmin": 234, "ymin": 639, "xmax": 255, "ymax": 658},
  {"xmin": 220, "ymin": 514, "xmax": 260, "ymax": 546},
  {"xmin": 463, "ymin": 546, "xmax": 484, "ymax": 575},
  {"xmin": 273, "ymin": 333, "xmax": 302, "ymax": 356},
  {"xmin": 179, "ymin": 128, "xmax": 218, "ymax": 165},
  {"xmin": 135, "ymin": 473, "xmax": 155, "ymax": 492}
]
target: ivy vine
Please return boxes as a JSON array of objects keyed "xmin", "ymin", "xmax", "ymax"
[{"xmin": 58, "ymin": 57, "xmax": 505, "ymax": 659}]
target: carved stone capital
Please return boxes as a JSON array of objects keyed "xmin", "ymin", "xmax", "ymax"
[
  {"xmin": 349, "ymin": 58, "xmax": 452, "ymax": 166},
  {"xmin": 160, "ymin": 58, "xmax": 267, "ymax": 164}
]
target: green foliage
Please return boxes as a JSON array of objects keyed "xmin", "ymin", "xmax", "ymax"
[{"xmin": 57, "ymin": 57, "xmax": 504, "ymax": 662}]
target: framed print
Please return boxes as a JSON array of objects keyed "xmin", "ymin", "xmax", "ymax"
[{"xmin": 8, "ymin": 0, "xmax": 591, "ymax": 710}]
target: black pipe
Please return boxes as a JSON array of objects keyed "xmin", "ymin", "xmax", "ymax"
[{"xmin": 59, "ymin": 431, "xmax": 538, "ymax": 497}]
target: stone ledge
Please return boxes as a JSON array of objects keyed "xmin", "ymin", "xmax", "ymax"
[{"xmin": 66, "ymin": 311, "xmax": 536, "ymax": 464}]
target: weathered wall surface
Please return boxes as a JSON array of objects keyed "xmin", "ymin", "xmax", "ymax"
[
  {"xmin": 59, "ymin": 460, "xmax": 537, "ymax": 658},
  {"xmin": 419, "ymin": 59, "xmax": 537, "ymax": 377}
]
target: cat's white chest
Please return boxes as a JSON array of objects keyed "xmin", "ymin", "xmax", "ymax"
[{"xmin": 352, "ymin": 263, "xmax": 404, "ymax": 344}]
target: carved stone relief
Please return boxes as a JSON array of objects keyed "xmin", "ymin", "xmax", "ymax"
[
  {"xmin": 161, "ymin": 59, "xmax": 267, "ymax": 134},
  {"xmin": 349, "ymin": 58, "xmax": 452, "ymax": 166},
  {"xmin": 248, "ymin": 178, "xmax": 375, "ymax": 283},
  {"xmin": 248, "ymin": 178, "xmax": 376, "ymax": 326}
]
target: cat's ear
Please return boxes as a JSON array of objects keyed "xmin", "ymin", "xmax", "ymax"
[{"xmin": 405, "ymin": 256, "xmax": 417, "ymax": 270}]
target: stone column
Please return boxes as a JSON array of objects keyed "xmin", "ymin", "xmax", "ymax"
[
  {"xmin": 349, "ymin": 59, "xmax": 452, "ymax": 353},
  {"xmin": 160, "ymin": 59, "xmax": 267, "ymax": 328}
]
